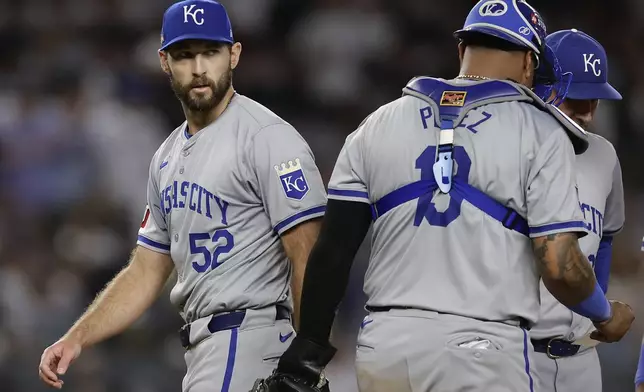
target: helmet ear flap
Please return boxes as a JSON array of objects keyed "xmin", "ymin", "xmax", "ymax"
[{"xmin": 532, "ymin": 52, "xmax": 540, "ymax": 71}]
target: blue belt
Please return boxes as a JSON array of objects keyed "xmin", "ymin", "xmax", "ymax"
[
  {"xmin": 532, "ymin": 338, "xmax": 581, "ymax": 358},
  {"xmin": 372, "ymin": 177, "xmax": 529, "ymax": 236},
  {"xmin": 179, "ymin": 305, "xmax": 290, "ymax": 349}
]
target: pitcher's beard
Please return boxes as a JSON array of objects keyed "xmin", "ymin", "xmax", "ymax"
[{"xmin": 171, "ymin": 68, "xmax": 232, "ymax": 112}]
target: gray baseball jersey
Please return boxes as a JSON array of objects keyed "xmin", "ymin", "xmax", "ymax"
[
  {"xmin": 327, "ymin": 82, "xmax": 586, "ymax": 325},
  {"xmin": 531, "ymin": 133, "xmax": 625, "ymax": 341},
  {"xmin": 137, "ymin": 93, "xmax": 326, "ymax": 323}
]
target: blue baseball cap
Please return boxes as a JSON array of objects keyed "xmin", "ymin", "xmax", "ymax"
[
  {"xmin": 160, "ymin": 0, "xmax": 234, "ymax": 51},
  {"xmin": 546, "ymin": 29, "xmax": 621, "ymax": 100}
]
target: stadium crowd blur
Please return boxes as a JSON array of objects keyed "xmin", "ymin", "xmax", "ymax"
[{"xmin": 0, "ymin": 0, "xmax": 642, "ymax": 391}]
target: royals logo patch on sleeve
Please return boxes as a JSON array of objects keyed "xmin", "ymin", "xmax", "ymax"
[{"xmin": 274, "ymin": 158, "xmax": 309, "ymax": 200}]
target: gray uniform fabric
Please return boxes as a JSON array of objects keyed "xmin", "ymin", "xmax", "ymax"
[{"xmin": 137, "ymin": 93, "xmax": 326, "ymax": 391}]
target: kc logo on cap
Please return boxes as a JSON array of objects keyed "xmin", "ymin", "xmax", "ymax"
[
  {"xmin": 546, "ymin": 28, "xmax": 621, "ymax": 100},
  {"xmin": 159, "ymin": 0, "xmax": 234, "ymax": 51},
  {"xmin": 582, "ymin": 53, "xmax": 601, "ymax": 77},
  {"xmin": 183, "ymin": 4, "xmax": 205, "ymax": 25}
]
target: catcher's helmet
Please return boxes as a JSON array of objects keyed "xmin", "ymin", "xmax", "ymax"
[
  {"xmin": 454, "ymin": 0, "xmax": 569, "ymax": 104},
  {"xmin": 455, "ymin": 0, "xmax": 546, "ymax": 55}
]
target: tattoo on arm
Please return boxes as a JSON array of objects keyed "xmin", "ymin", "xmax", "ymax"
[{"xmin": 532, "ymin": 233, "xmax": 596, "ymax": 304}]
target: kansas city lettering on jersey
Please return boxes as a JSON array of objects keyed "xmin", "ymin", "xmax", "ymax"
[
  {"xmin": 160, "ymin": 180, "xmax": 229, "ymax": 224},
  {"xmin": 579, "ymin": 201, "xmax": 603, "ymax": 236}
]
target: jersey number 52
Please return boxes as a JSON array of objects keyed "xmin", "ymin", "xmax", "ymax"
[{"xmin": 189, "ymin": 230, "xmax": 234, "ymax": 272}]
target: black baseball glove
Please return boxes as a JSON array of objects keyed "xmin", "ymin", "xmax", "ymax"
[
  {"xmin": 249, "ymin": 370, "xmax": 330, "ymax": 392},
  {"xmin": 249, "ymin": 336, "xmax": 336, "ymax": 392}
]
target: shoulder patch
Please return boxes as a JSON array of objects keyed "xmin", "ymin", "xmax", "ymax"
[
  {"xmin": 140, "ymin": 205, "xmax": 151, "ymax": 228},
  {"xmin": 274, "ymin": 158, "xmax": 309, "ymax": 200}
]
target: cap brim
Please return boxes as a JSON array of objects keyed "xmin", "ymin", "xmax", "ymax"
[
  {"xmin": 159, "ymin": 33, "xmax": 233, "ymax": 51},
  {"xmin": 455, "ymin": 26, "xmax": 539, "ymax": 53},
  {"xmin": 565, "ymin": 82, "xmax": 622, "ymax": 100}
]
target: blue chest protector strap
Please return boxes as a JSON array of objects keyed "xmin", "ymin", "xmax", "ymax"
[{"xmin": 372, "ymin": 77, "xmax": 530, "ymax": 237}]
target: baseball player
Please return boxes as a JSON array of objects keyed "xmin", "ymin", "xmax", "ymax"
[
  {"xmin": 251, "ymin": 1, "xmax": 635, "ymax": 391},
  {"xmin": 529, "ymin": 29, "xmax": 625, "ymax": 392},
  {"xmin": 38, "ymin": 1, "xmax": 327, "ymax": 391}
]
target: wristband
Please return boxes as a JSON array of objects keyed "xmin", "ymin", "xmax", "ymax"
[
  {"xmin": 567, "ymin": 281, "xmax": 611, "ymax": 322},
  {"xmin": 594, "ymin": 236, "xmax": 613, "ymax": 293}
]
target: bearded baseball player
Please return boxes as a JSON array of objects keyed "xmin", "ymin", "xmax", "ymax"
[
  {"xmin": 38, "ymin": 1, "xmax": 326, "ymax": 391},
  {"xmin": 530, "ymin": 29, "xmax": 626, "ymax": 392},
  {"xmin": 250, "ymin": 1, "xmax": 634, "ymax": 392}
]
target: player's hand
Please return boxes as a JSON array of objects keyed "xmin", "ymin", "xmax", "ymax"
[
  {"xmin": 277, "ymin": 336, "xmax": 336, "ymax": 386},
  {"xmin": 636, "ymin": 383, "xmax": 644, "ymax": 392},
  {"xmin": 590, "ymin": 301, "xmax": 634, "ymax": 343},
  {"xmin": 38, "ymin": 338, "xmax": 82, "ymax": 389}
]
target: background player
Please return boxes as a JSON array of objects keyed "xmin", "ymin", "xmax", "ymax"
[
  {"xmin": 38, "ymin": 1, "xmax": 326, "ymax": 391},
  {"xmin": 530, "ymin": 29, "xmax": 625, "ymax": 392},
  {"xmin": 637, "ymin": 237, "xmax": 644, "ymax": 391},
  {"xmin": 252, "ymin": 1, "xmax": 634, "ymax": 391}
]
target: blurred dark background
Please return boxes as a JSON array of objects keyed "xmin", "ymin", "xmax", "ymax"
[{"xmin": 0, "ymin": 0, "xmax": 642, "ymax": 391}]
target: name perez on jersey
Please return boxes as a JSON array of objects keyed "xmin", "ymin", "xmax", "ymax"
[{"xmin": 160, "ymin": 180, "xmax": 230, "ymax": 225}]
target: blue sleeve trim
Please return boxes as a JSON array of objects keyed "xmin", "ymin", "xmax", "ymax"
[
  {"xmin": 328, "ymin": 188, "xmax": 369, "ymax": 199},
  {"xmin": 529, "ymin": 221, "xmax": 586, "ymax": 235},
  {"xmin": 137, "ymin": 235, "xmax": 171, "ymax": 251},
  {"xmin": 567, "ymin": 281, "xmax": 611, "ymax": 322},
  {"xmin": 274, "ymin": 205, "xmax": 326, "ymax": 234},
  {"xmin": 221, "ymin": 328, "xmax": 238, "ymax": 392}
]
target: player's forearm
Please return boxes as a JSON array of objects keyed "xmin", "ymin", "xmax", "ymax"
[
  {"xmin": 281, "ymin": 219, "xmax": 322, "ymax": 330},
  {"xmin": 298, "ymin": 200, "xmax": 372, "ymax": 344},
  {"xmin": 290, "ymin": 272, "xmax": 303, "ymax": 330},
  {"xmin": 533, "ymin": 233, "xmax": 597, "ymax": 306},
  {"xmin": 64, "ymin": 247, "xmax": 174, "ymax": 348}
]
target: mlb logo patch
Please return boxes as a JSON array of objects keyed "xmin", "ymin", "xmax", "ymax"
[
  {"xmin": 274, "ymin": 158, "xmax": 309, "ymax": 200},
  {"xmin": 440, "ymin": 91, "xmax": 467, "ymax": 106}
]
